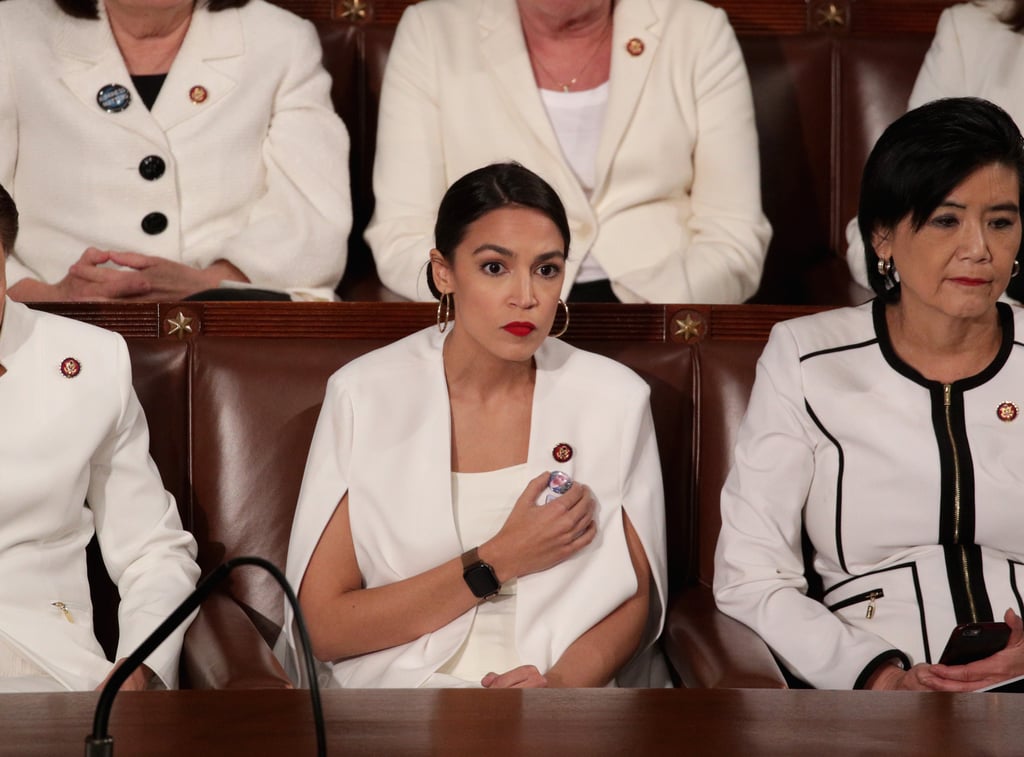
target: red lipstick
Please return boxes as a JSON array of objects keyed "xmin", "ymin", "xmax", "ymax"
[
  {"xmin": 503, "ymin": 322, "xmax": 536, "ymax": 337},
  {"xmin": 950, "ymin": 277, "xmax": 988, "ymax": 287}
]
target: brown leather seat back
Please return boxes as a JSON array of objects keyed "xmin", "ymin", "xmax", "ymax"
[
  {"xmin": 89, "ymin": 339, "xmax": 190, "ymax": 660},
  {"xmin": 188, "ymin": 338, "xmax": 391, "ymax": 644},
  {"xmin": 694, "ymin": 338, "xmax": 765, "ymax": 589},
  {"xmin": 837, "ymin": 36, "xmax": 932, "ymax": 250},
  {"xmin": 322, "ymin": 21, "xmax": 398, "ymax": 300},
  {"xmin": 741, "ymin": 35, "xmax": 833, "ymax": 304}
]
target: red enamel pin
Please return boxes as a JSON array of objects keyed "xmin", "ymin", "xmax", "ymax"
[
  {"xmin": 997, "ymin": 401, "xmax": 1018, "ymax": 422},
  {"xmin": 60, "ymin": 357, "xmax": 81, "ymax": 379},
  {"xmin": 552, "ymin": 443, "xmax": 573, "ymax": 463}
]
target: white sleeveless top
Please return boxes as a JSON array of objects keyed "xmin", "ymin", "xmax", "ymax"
[
  {"xmin": 432, "ymin": 463, "xmax": 526, "ymax": 684},
  {"xmin": 540, "ymin": 83, "xmax": 610, "ymax": 284}
]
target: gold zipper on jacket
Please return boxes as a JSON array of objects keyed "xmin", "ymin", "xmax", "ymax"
[
  {"xmin": 866, "ymin": 590, "xmax": 882, "ymax": 620},
  {"xmin": 51, "ymin": 601, "xmax": 74, "ymax": 623},
  {"xmin": 944, "ymin": 383, "xmax": 978, "ymax": 622}
]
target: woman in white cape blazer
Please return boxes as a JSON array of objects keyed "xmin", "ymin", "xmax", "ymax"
[{"xmin": 279, "ymin": 327, "xmax": 668, "ymax": 688}]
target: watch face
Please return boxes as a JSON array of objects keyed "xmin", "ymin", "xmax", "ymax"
[{"xmin": 464, "ymin": 563, "xmax": 500, "ymax": 598}]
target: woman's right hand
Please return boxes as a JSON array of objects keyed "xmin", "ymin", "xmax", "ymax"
[
  {"xmin": 480, "ymin": 471, "xmax": 596, "ymax": 583},
  {"xmin": 9, "ymin": 247, "xmax": 151, "ymax": 302}
]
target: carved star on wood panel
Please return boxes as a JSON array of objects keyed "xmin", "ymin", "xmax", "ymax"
[
  {"xmin": 339, "ymin": 0, "xmax": 369, "ymax": 21},
  {"xmin": 673, "ymin": 313, "xmax": 705, "ymax": 343},
  {"xmin": 166, "ymin": 311, "xmax": 194, "ymax": 340},
  {"xmin": 815, "ymin": 2, "xmax": 848, "ymax": 29}
]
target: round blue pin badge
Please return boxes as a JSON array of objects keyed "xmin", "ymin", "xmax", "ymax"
[{"xmin": 97, "ymin": 83, "xmax": 131, "ymax": 113}]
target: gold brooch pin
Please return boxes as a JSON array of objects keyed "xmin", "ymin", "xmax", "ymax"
[
  {"xmin": 59, "ymin": 357, "xmax": 81, "ymax": 379},
  {"xmin": 997, "ymin": 401, "xmax": 1018, "ymax": 422}
]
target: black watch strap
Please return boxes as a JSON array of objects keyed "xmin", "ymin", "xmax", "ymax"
[{"xmin": 461, "ymin": 547, "xmax": 500, "ymax": 599}]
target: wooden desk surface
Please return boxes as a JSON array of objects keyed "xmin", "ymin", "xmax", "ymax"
[{"xmin": 1, "ymin": 688, "xmax": 1020, "ymax": 757}]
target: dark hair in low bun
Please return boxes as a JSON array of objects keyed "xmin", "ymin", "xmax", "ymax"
[{"xmin": 427, "ymin": 162, "xmax": 570, "ymax": 299}]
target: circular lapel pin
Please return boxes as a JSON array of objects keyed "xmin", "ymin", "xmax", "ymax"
[
  {"xmin": 552, "ymin": 443, "xmax": 573, "ymax": 463},
  {"xmin": 626, "ymin": 38, "xmax": 645, "ymax": 56},
  {"xmin": 97, "ymin": 84, "xmax": 131, "ymax": 113},
  {"xmin": 60, "ymin": 357, "xmax": 82, "ymax": 379},
  {"xmin": 189, "ymin": 85, "xmax": 209, "ymax": 104},
  {"xmin": 997, "ymin": 401, "xmax": 1018, "ymax": 422}
]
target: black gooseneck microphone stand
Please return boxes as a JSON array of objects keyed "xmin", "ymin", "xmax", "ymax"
[{"xmin": 84, "ymin": 556, "xmax": 325, "ymax": 757}]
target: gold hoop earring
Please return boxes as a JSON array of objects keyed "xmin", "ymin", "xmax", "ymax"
[
  {"xmin": 436, "ymin": 292, "xmax": 453, "ymax": 333},
  {"xmin": 550, "ymin": 299, "xmax": 570, "ymax": 338},
  {"xmin": 877, "ymin": 257, "xmax": 892, "ymax": 277},
  {"xmin": 1014, "ymin": 260, "xmax": 1021, "ymax": 279}
]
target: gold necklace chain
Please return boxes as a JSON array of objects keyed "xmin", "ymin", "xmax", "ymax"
[{"xmin": 529, "ymin": 21, "xmax": 612, "ymax": 93}]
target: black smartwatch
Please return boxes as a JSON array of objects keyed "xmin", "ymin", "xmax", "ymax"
[{"xmin": 461, "ymin": 547, "xmax": 500, "ymax": 599}]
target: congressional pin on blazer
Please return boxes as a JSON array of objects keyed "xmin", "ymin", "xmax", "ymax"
[
  {"xmin": 60, "ymin": 357, "xmax": 82, "ymax": 379},
  {"xmin": 626, "ymin": 38, "xmax": 645, "ymax": 56},
  {"xmin": 997, "ymin": 401, "xmax": 1019, "ymax": 422},
  {"xmin": 552, "ymin": 442, "xmax": 573, "ymax": 463},
  {"xmin": 96, "ymin": 84, "xmax": 131, "ymax": 113},
  {"xmin": 189, "ymin": 85, "xmax": 209, "ymax": 104}
]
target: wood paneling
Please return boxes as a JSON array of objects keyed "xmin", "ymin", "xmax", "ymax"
[{"xmin": 265, "ymin": 0, "xmax": 957, "ymax": 35}]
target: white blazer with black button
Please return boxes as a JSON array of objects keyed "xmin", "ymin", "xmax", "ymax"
[{"xmin": 0, "ymin": 0, "xmax": 351, "ymax": 300}]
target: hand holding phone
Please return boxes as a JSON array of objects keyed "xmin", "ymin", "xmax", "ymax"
[{"xmin": 938, "ymin": 621, "xmax": 1011, "ymax": 666}]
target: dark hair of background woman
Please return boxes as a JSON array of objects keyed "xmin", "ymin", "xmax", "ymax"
[
  {"xmin": 427, "ymin": 162, "xmax": 571, "ymax": 300},
  {"xmin": 859, "ymin": 96, "xmax": 1024, "ymax": 303},
  {"xmin": 1001, "ymin": 0, "xmax": 1024, "ymax": 32},
  {"xmin": 0, "ymin": 183, "xmax": 18, "ymax": 258},
  {"xmin": 55, "ymin": 0, "xmax": 249, "ymax": 19}
]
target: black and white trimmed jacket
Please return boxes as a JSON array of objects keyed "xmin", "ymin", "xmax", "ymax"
[{"xmin": 714, "ymin": 299, "xmax": 1024, "ymax": 689}]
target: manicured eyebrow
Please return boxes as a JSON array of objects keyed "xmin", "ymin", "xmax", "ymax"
[
  {"xmin": 472, "ymin": 244, "xmax": 514, "ymax": 256},
  {"xmin": 937, "ymin": 201, "xmax": 1020, "ymax": 213},
  {"xmin": 471, "ymin": 246, "xmax": 565, "ymax": 261},
  {"xmin": 534, "ymin": 251, "xmax": 566, "ymax": 263}
]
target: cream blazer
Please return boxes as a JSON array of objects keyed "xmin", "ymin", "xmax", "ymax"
[
  {"xmin": 279, "ymin": 327, "xmax": 668, "ymax": 688},
  {"xmin": 0, "ymin": 0, "xmax": 351, "ymax": 301},
  {"xmin": 0, "ymin": 299, "xmax": 199, "ymax": 691},
  {"xmin": 365, "ymin": 0, "xmax": 770, "ymax": 304},
  {"xmin": 845, "ymin": 0, "xmax": 1024, "ymax": 296}
]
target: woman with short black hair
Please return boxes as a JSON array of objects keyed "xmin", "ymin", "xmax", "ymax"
[
  {"xmin": 717, "ymin": 97, "xmax": 1024, "ymax": 691},
  {"xmin": 846, "ymin": 0, "xmax": 1024, "ymax": 302}
]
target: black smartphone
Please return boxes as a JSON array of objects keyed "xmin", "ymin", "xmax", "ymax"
[{"xmin": 938, "ymin": 621, "xmax": 1011, "ymax": 666}]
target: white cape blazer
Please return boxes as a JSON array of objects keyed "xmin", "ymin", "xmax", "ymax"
[{"xmin": 279, "ymin": 327, "xmax": 668, "ymax": 688}]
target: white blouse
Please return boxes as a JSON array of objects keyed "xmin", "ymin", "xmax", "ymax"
[
  {"xmin": 540, "ymin": 83, "xmax": 610, "ymax": 284},
  {"xmin": 433, "ymin": 464, "xmax": 526, "ymax": 684}
]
